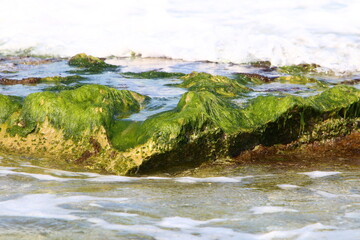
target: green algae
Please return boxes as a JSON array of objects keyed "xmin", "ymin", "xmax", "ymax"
[
  {"xmin": 41, "ymin": 75, "xmax": 85, "ymax": 84},
  {"xmin": 68, "ymin": 53, "xmax": 118, "ymax": 74},
  {"xmin": 0, "ymin": 95, "xmax": 22, "ymax": 124},
  {"xmin": 121, "ymin": 71, "xmax": 185, "ymax": 79},
  {"xmin": 278, "ymin": 64, "xmax": 319, "ymax": 75},
  {"xmin": 171, "ymin": 72, "xmax": 251, "ymax": 97},
  {"xmin": 232, "ymin": 73, "xmax": 272, "ymax": 85},
  {"xmin": 7, "ymin": 85, "xmax": 149, "ymax": 140},
  {"xmin": 276, "ymin": 75, "xmax": 328, "ymax": 89},
  {"xmin": 42, "ymin": 83, "xmax": 87, "ymax": 92},
  {"xmin": 110, "ymin": 91, "xmax": 243, "ymax": 151}
]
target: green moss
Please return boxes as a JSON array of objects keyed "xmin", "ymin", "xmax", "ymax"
[
  {"xmin": 171, "ymin": 72, "xmax": 251, "ymax": 97},
  {"xmin": 41, "ymin": 75, "xmax": 85, "ymax": 84},
  {"xmin": 307, "ymin": 85, "xmax": 360, "ymax": 115},
  {"xmin": 278, "ymin": 64, "xmax": 319, "ymax": 75},
  {"xmin": 42, "ymin": 83, "xmax": 87, "ymax": 92},
  {"xmin": 68, "ymin": 53, "xmax": 118, "ymax": 74},
  {"xmin": 276, "ymin": 75, "xmax": 328, "ymax": 88},
  {"xmin": 8, "ymin": 85, "xmax": 149, "ymax": 139},
  {"xmin": 0, "ymin": 95, "xmax": 23, "ymax": 123},
  {"xmin": 232, "ymin": 73, "xmax": 272, "ymax": 85},
  {"xmin": 110, "ymin": 91, "xmax": 244, "ymax": 152},
  {"xmin": 249, "ymin": 61, "xmax": 272, "ymax": 68},
  {"xmin": 121, "ymin": 71, "xmax": 185, "ymax": 79}
]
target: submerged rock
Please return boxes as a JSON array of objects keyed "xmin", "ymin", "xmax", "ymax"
[
  {"xmin": 0, "ymin": 77, "xmax": 41, "ymax": 85},
  {"xmin": 121, "ymin": 71, "xmax": 185, "ymax": 79},
  {"xmin": 0, "ymin": 77, "xmax": 359, "ymax": 175},
  {"xmin": 0, "ymin": 75, "xmax": 85, "ymax": 85}
]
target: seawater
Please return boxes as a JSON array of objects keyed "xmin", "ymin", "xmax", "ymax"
[
  {"xmin": 1, "ymin": 152, "xmax": 360, "ymax": 239},
  {"xmin": 1, "ymin": 0, "xmax": 360, "ymax": 73}
]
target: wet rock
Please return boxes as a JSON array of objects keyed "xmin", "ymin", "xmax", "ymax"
[
  {"xmin": 232, "ymin": 73, "xmax": 275, "ymax": 85},
  {"xmin": 0, "ymin": 81, "xmax": 359, "ymax": 175},
  {"xmin": 170, "ymin": 71, "xmax": 251, "ymax": 97},
  {"xmin": 278, "ymin": 63, "xmax": 320, "ymax": 75},
  {"xmin": 276, "ymin": 75, "xmax": 328, "ymax": 89},
  {"xmin": 339, "ymin": 78, "xmax": 360, "ymax": 85},
  {"xmin": 0, "ymin": 77, "xmax": 41, "ymax": 85},
  {"xmin": 41, "ymin": 75, "xmax": 85, "ymax": 84},
  {"xmin": 121, "ymin": 70, "xmax": 185, "ymax": 79},
  {"xmin": 68, "ymin": 53, "xmax": 118, "ymax": 74}
]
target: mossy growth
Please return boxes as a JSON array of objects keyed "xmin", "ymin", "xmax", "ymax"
[
  {"xmin": 7, "ymin": 85, "xmax": 149, "ymax": 140},
  {"xmin": 0, "ymin": 95, "xmax": 23, "ymax": 123},
  {"xmin": 240, "ymin": 85, "xmax": 360, "ymax": 145},
  {"xmin": 42, "ymin": 83, "xmax": 87, "ymax": 92},
  {"xmin": 232, "ymin": 73, "xmax": 273, "ymax": 85},
  {"xmin": 41, "ymin": 75, "xmax": 85, "ymax": 84},
  {"xmin": 171, "ymin": 72, "xmax": 251, "ymax": 97},
  {"xmin": 68, "ymin": 53, "xmax": 118, "ymax": 74},
  {"xmin": 110, "ymin": 90, "xmax": 244, "ymax": 151},
  {"xmin": 278, "ymin": 64, "xmax": 320, "ymax": 75},
  {"xmin": 276, "ymin": 75, "xmax": 328, "ymax": 89},
  {"xmin": 306, "ymin": 85, "xmax": 360, "ymax": 116},
  {"xmin": 249, "ymin": 61, "xmax": 272, "ymax": 68},
  {"xmin": 121, "ymin": 71, "xmax": 185, "ymax": 79}
]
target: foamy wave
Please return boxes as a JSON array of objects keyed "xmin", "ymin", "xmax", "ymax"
[{"xmin": 1, "ymin": 0, "xmax": 360, "ymax": 73}]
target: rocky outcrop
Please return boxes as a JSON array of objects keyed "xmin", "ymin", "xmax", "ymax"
[{"xmin": 1, "ymin": 72, "xmax": 359, "ymax": 175}]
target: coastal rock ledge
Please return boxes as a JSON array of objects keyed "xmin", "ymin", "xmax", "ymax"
[{"xmin": 0, "ymin": 82, "xmax": 359, "ymax": 175}]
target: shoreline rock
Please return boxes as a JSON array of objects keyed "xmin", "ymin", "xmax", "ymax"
[{"xmin": 1, "ymin": 70, "xmax": 360, "ymax": 175}]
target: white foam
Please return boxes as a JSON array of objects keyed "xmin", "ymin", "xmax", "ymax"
[
  {"xmin": 88, "ymin": 217, "xmax": 257, "ymax": 240},
  {"xmin": 299, "ymin": 171, "xmax": 341, "ymax": 178},
  {"xmin": 108, "ymin": 212, "xmax": 139, "ymax": 217},
  {"xmin": 174, "ymin": 176, "xmax": 247, "ymax": 183},
  {"xmin": 158, "ymin": 216, "xmax": 224, "ymax": 229},
  {"xmin": 277, "ymin": 184, "xmax": 300, "ymax": 190},
  {"xmin": 250, "ymin": 206, "xmax": 298, "ymax": 214},
  {"xmin": 1, "ymin": 0, "xmax": 360, "ymax": 72},
  {"xmin": 85, "ymin": 175, "xmax": 139, "ymax": 182},
  {"xmin": 259, "ymin": 223, "xmax": 336, "ymax": 240},
  {"xmin": 0, "ymin": 193, "xmax": 127, "ymax": 220}
]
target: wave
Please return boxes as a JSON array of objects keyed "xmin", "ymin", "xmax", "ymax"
[{"xmin": 1, "ymin": 0, "xmax": 360, "ymax": 73}]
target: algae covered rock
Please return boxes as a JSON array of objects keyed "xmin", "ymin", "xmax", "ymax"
[
  {"xmin": 68, "ymin": 53, "xmax": 117, "ymax": 74},
  {"xmin": 1, "ymin": 80, "xmax": 360, "ymax": 175},
  {"xmin": 171, "ymin": 72, "xmax": 251, "ymax": 97},
  {"xmin": 276, "ymin": 75, "xmax": 328, "ymax": 89},
  {"xmin": 0, "ymin": 85, "xmax": 150, "ymax": 175},
  {"xmin": 0, "ymin": 95, "xmax": 22, "ymax": 123},
  {"xmin": 7, "ymin": 84, "xmax": 149, "ymax": 139},
  {"xmin": 278, "ymin": 64, "xmax": 320, "ymax": 75},
  {"xmin": 41, "ymin": 75, "xmax": 85, "ymax": 84}
]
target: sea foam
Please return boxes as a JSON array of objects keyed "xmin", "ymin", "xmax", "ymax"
[{"xmin": 1, "ymin": 0, "xmax": 360, "ymax": 73}]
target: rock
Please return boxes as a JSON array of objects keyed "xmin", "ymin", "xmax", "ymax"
[
  {"xmin": 41, "ymin": 75, "xmax": 85, "ymax": 84},
  {"xmin": 0, "ymin": 77, "xmax": 41, "ymax": 85},
  {"xmin": 170, "ymin": 71, "xmax": 251, "ymax": 97},
  {"xmin": 68, "ymin": 53, "xmax": 118, "ymax": 74},
  {"xmin": 278, "ymin": 63, "xmax": 320, "ymax": 75},
  {"xmin": 0, "ymin": 81, "xmax": 359, "ymax": 175},
  {"xmin": 276, "ymin": 75, "xmax": 328, "ymax": 88},
  {"xmin": 232, "ymin": 73, "xmax": 274, "ymax": 85},
  {"xmin": 121, "ymin": 71, "xmax": 185, "ymax": 79}
]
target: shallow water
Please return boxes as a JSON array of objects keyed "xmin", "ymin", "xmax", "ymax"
[{"xmin": 1, "ymin": 152, "xmax": 360, "ymax": 239}]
